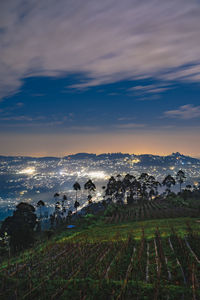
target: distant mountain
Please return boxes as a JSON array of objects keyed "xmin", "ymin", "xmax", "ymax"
[
  {"xmin": 65, "ymin": 153, "xmax": 97, "ymax": 160},
  {"xmin": 135, "ymin": 152, "xmax": 200, "ymax": 166},
  {"xmin": 65, "ymin": 152, "xmax": 130, "ymax": 160},
  {"xmin": 0, "ymin": 152, "xmax": 199, "ymax": 166},
  {"xmin": 66, "ymin": 152, "xmax": 200, "ymax": 166}
]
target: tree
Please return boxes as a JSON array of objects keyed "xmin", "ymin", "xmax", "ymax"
[
  {"xmin": 53, "ymin": 193, "xmax": 60, "ymax": 203},
  {"xmin": 105, "ymin": 176, "xmax": 117, "ymax": 200},
  {"xmin": 138, "ymin": 173, "xmax": 149, "ymax": 201},
  {"xmin": 84, "ymin": 180, "xmax": 96, "ymax": 197},
  {"xmin": 0, "ymin": 202, "xmax": 37, "ymax": 252},
  {"xmin": 73, "ymin": 182, "xmax": 81, "ymax": 201},
  {"xmin": 127, "ymin": 190, "xmax": 134, "ymax": 205},
  {"xmin": 0, "ymin": 232, "xmax": 10, "ymax": 258},
  {"xmin": 176, "ymin": 170, "xmax": 186, "ymax": 193},
  {"xmin": 37, "ymin": 200, "xmax": 45, "ymax": 219},
  {"xmin": 63, "ymin": 194, "xmax": 67, "ymax": 201},
  {"xmin": 162, "ymin": 175, "xmax": 176, "ymax": 195},
  {"xmin": 185, "ymin": 184, "xmax": 192, "ymax": 191},
  {"xmin": 116, "ymin": 174, "xmax": 122, "ymax": 181},
  {"xmin": 74, "ymin": 200, "xmax": 80, "ymax": 212},
  {"xmin": 87, "ymin": 195, "xmax": 93, "ymax": 204},
  {"xmin": 54, "ymin": 192, "xmax": 60, "ymax": 198},
  {"xmin": 62, "ymin": 195, "xmax": 67, "ymax": 213},
  {"xmin": 55, "ymin": 201, "xmax": 61, "ymax": 215},
  {"xmin": 147, "ymin": 176, "xmax": 161, "ymax": 200}
]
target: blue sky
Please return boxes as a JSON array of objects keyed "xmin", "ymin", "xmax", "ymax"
[{"xmin": 0, "ymin": 0, "xmax": 200, "ymax": 156}]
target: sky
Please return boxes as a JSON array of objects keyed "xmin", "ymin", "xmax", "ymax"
[{"xmin": 1, "ymin": 0, "xmax": 200, "ymax": 157}]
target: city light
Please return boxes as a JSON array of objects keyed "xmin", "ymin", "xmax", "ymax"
[
  {"xmin": 131, "ymin": 158, "xmax": 140, "ymax": 164},
  {"xmin": 87, "ymin": 171, "xmax": 108, "ymax": 179},
  {"xmin": 18, "ymin": 167, "xmax": 36, "ymax": 175}
]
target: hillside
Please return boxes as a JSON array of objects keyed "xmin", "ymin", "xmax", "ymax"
[{"xmin": 0, "ymin": 214, "xmax": 200, "ymax": 299}]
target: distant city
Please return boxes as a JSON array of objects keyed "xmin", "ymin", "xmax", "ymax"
[{"xmin": 0, "ymin": 152, "xmax": 200, "ymax": 220}]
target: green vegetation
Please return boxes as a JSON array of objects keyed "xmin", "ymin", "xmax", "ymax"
[
  {"xmin": 0, "ymin": 169, "xmax": 200, "ymax": 299},
  {"xmin": 0, "ymin": 216, "xmax": 200, "ymax": 299}
]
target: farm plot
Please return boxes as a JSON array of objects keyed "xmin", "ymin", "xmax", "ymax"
[{"xmin": 0, "ymin": 221, "xmax": 200, "ymax": 299}]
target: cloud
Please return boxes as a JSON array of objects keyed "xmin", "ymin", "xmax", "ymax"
[
  {"xmin": 114, "ymin": 123, "xmax": 146, "ymax": 129},
  {"xmin": 129, "ymin": 84, "xmax": 172, "ymax": 97},
  {"xmin": 117, "ymin": 117, "xmax": 135, "ymax": 121},
  {"xmin": 164, "ymin": 104, "xmax": 200, "ymax": 119},
  {"xmin": 0, "ymin": 116, "xmax": 34, "ymax": 121},
  {"xmin": 1, "ymin": 0, "xmax": 200, "ymax": 99}
]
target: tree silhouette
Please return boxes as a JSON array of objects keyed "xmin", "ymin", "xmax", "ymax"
[
  {"xmin": 84, "ymin": 180, "xmax": 96, "ymax": 196},
  {"xmin": 73, "ymin": 182, "xmax": 81, "ymax": 201},
  {"xmin": 147, "ymin": 176, "xmax": 161, "ymax": 200},
  {"xmin": 62, "ymin": 195, "xmax": 67, "ymax": 213},
  {"xmin": 138, "ymin": 173, "xmax": 150, "ymax": 201},
  {"xmin": 55, "ymin": 201, "xmax": 61, "ymax": 215},
  {"xmin": 176, "ymin": 170, "xmax": 186, "ymax": 193},
  {"xmin": 74, "ymin": 200, "xmax": 80, "ymax": 212},
  {"xmin": 185, "ymin": 184, "xmax": 192, "ymax": 191},
  {"xmin": 0, "ymin": 202, "xmax": 37, "ymax": 252},
  {"xmin": 53, "ymin": 193, "xmax": 60, "ymax": 203},
  {"xmin": 54, "ymin": 193, "xmax": 60, "ymax": 198},
  {"xmin": 162, "ymin": 175, "xmax": 176, "ymax": 195},
  {"xmin": 87, "ymin": 194, "xmax": 92, "ymax": 204},
  {"xmin": 105, "ymin": 176, "xmax": 117, "ymax": 200},
  {"xmin": 37, "ymin": 200, "xmax": 45, "ymax": 219}
]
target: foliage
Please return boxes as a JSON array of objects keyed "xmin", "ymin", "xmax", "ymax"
[{"xmin": 0, "ymin": 202, "xmax": 37, "ymax": 252}]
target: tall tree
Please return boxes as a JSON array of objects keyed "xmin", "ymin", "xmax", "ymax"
[
  {"xmin": 53, "ymin": 193, "xmax": 60, "ymax": 203},
  {"xmin": 105, "ymin": 176, "xmax": 117, "ymax": 201},
  {"xmin": 37, "ymin": 200, "xmax": 45, "ymax": 219},
  {"xmin": 162, "ymin": 175, "xmax": 176, "ymax": 194},
  {"xmin": 176, "ymin": 170, "xmax": 186, "ymax": 193},
  {"xmin": 62, "ymin": 195, "xmax": 67, "ymax": 213},
  {"xmin": 138, "ymin": 173, "xmax": 149, "ymax": 200},
  {"xmin": 74, "ymin": 200, "xmax": 80, "ymax": 212},
  {"xmin": 73, "ymin": 182, "xmax": 81, "ymax": 201}
]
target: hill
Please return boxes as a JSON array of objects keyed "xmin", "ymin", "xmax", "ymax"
[
  {"xmin": 0, "ymin": 213, "xmax": 200, "ymax": 299},
  {"xmin": 1, "ymin": 152, "xmax": 200, "ymax": 167},
  {"xmin": 66, "ymin": 152, "xmax": 200, "ymax": 166}
]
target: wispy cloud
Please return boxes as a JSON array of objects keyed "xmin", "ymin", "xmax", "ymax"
[
  {"xmin": 0, "ymin": 116, "xmax": 35, "ymax": 121},
  {"xmin": 129, "ymin": 84, "xmax": 172, "ymax": 97},
  {"xmin": 114, "ymin": 123, "xmax": 146, "ymax": 129},
  {"xmin": 117, "ymin": 117, "xmax": 135, "ymax": 121},
  {"xmin": 164, "ymin": 104, "xmax": 200, "ymax": 119},
  {"xmin": 1, "ymin": 0, "xmax": 200, "ymax": 99}
]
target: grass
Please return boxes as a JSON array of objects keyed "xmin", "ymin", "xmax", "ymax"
[
  {"xmin": 1, "ymin": 216, "xmax": 199, "ymax": 270},
  {"xmin": 58, "ymin": 217, "xmax": 200, "ymax": 243}
]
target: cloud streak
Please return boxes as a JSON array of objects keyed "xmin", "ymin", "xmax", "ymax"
[
  {"xmin": 1, "ymin": 0, "xmax": 200, "ymax": 99},
  {"xmin": 114, "ymin": 123, "xmax": 146, "ymax": 129},
  {"xmin": 164, "ymin": 104, "xmax": 200, "ymax": 119}
]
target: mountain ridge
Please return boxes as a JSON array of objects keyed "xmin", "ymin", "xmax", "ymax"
[{"xmin": 0, "ymin": 152, "xmax": 199, "ymax": 166}]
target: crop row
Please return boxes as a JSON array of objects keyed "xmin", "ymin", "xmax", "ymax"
[
  {"xmin": 106, "ymin": 201, "xmax": 198, "ymax": 224},
  {"xmin": 0, "ymin": 227, "xmax": 199, "ymax": 299}
]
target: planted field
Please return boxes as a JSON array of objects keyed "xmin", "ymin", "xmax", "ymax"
[
  {"xmin": 0, "ymin": 218, "xmax": 200, "ymax": 299},
  {"xmin": 105, "ymin": 201, "xmax": 199, "ymax": 224}
]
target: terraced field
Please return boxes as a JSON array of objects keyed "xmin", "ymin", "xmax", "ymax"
[
  {"xmin": 105, "ymin": 200, "xmax": 199, "ymax": 224},
  {"xmin": 0, "ymin": 217, "xmax": 200, "ymax": 299}
]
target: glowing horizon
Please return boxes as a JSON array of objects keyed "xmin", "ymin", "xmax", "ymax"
[{"xmin": 1, "ymin": 131, "xmax": 200, "ymax": 158}]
